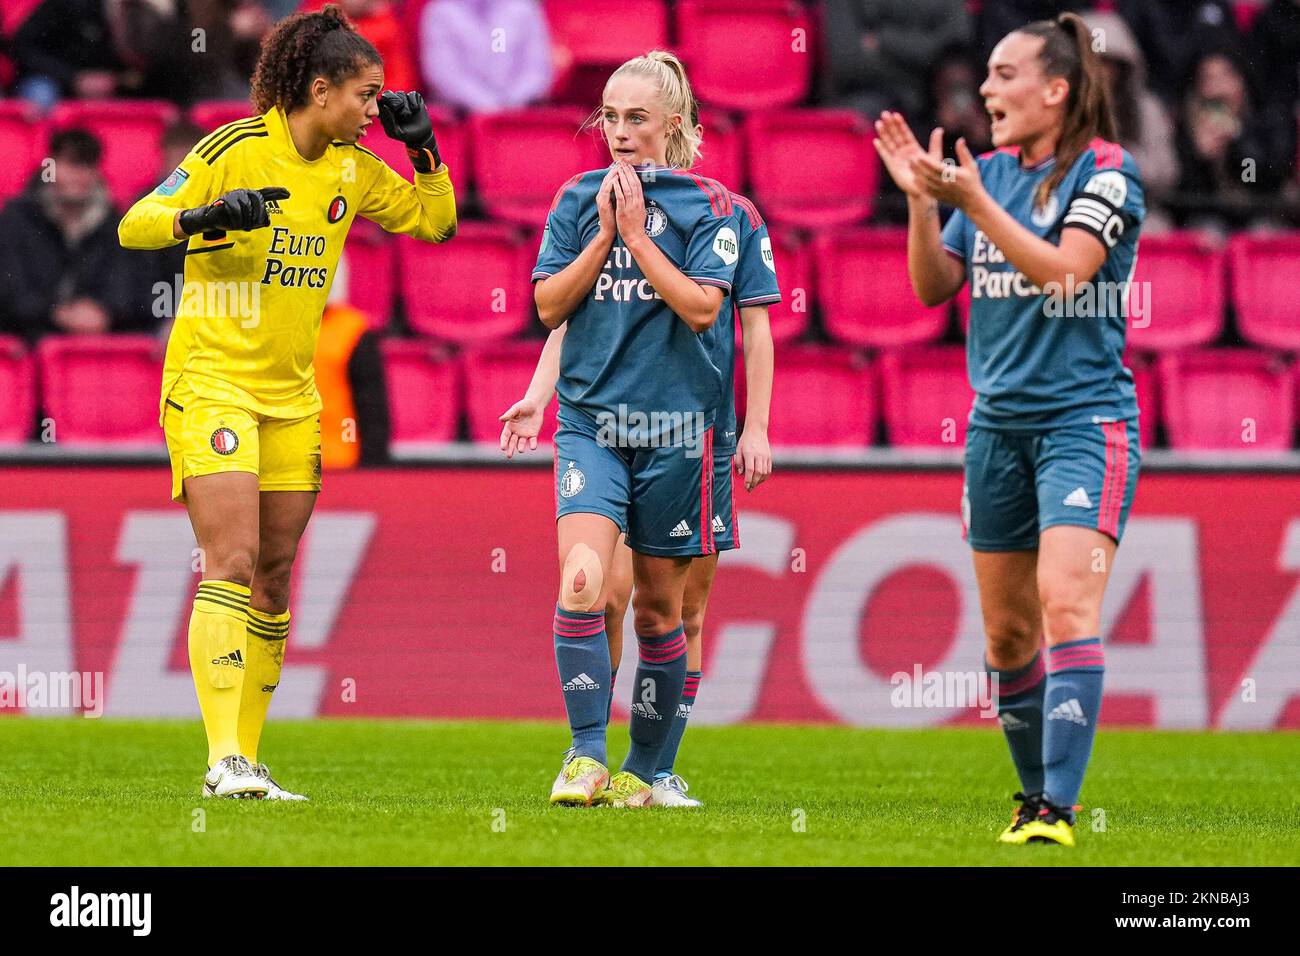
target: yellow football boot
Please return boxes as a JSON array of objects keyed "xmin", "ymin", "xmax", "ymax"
[{"xmin": 549, "ymin": 753, "xmax": 610, "ymax": 807}]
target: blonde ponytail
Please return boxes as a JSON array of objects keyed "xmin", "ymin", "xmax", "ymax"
[{"xmin": 591, "ymin": 49, "xmax": 702, "ymax": 169}]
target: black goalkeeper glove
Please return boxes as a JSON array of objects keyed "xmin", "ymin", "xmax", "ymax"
[
  {"xmin": 378, "ymin": 90, "xmax": 441, "ymax": 174},
  {"xmin": 178, "ymin": 187, "xmax": 291, "ymax": 238}
]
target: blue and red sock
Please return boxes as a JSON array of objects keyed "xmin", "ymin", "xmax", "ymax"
[
  {"xmin": 621, "ymin": 624, "xmax": 687, "ymax": 783},
  {"xmin": 655, "ymin": 670, "xmax": 700, "ymax": 779},
  {"xmin": 553, "ymin": 605, "xmax": 611, "ymax": 765},
  {"xmin": 986, "ymin": 651, "xmax": 1046, "ymax": 795},
  {"xmin": 1042, "ymin": 637, "xmax": 1106, "ymax": 820}
]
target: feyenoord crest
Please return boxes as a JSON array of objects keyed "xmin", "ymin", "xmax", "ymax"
[
  {"xmin": 1030, "ymin": 192, "xmax": 1059, "ymax": 227},
  {"xmin": 210, "ymin": 427, "xmax": 239, "ymax": 455},
  {"xmin": 644, "ymin": 200, "xmax": 667, "ymax": 238},
  {"xmin": 327, "ymin": 195, "xmax": 347, "ymax": 224},
  {"xmin": 559, "ymin": 462, "xmax": 585, "ymax": 498}
]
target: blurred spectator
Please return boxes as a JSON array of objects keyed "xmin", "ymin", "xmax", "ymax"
[
  {"xmin": 1248, "ymin": 0, "xmax": 1300, "ymax": 122},
  {"xmin": 315, "ymin": 256, "xmax": 390, "ymax": 467},
  {"xmin": 1173, "ymin": 47, "xmax": 1296, "ymax": 233},
  {"xmin": 12, "ymin": 0, "xmax": 193, "ymax": 109},
  {"xmin": 419, "ymin": 0, "xmax": 553, "ymax": 113},
  {"xmin": 132, "ymin": 119, "xmax": 205, "ymax": 338},
  {"xmin": 875, "ymin": 43, "xmax": 991, "ymax": 224},
  {"xmin": 1083, "ymin": 11, "xmax": 1179, "ymax": 226},
  {"xmin": 925, "ymin": 45, "xmax": 992, "ymax": 159},
  {"xmin": 299, "ymin": 0, "xmax": 416, "ymax": 92},
  {"xmin": 824, "ymin": 0, "xmax": 971, "ymax": 119},
  {"xmin": 0, "ymin": 129, "xmax": 145, "ymax": 342},
  {"xmin": 1116, "ymin": 0, "xmax": 1238, "ymax": 107},
  {"xmin": 975, "ymin": 0, "xmax": 1096, "ymax": 59},
  {"xmin": 186, "ymin": 0, "xmax": 272, "ymax": 102}
]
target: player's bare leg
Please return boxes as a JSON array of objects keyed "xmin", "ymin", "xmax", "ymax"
[
  {"xmin": 599, "ymin": 551, "xmax": 692, "ymax": 807},
  {"xmin": 602, "ymin": 535, "xmax": 634, "ymax": 709},
  {"xmin": 1025, "ymin": 526, "xmax": 1117, "ymax": 844},
  {"xmin": 550, "ymin": 514, "xmax": 622, "ymax": 805},
  {"xmin": 650, "ymin": 552, "xmax": 716, "ymax": 806},
  {"xmin": 972, "ymin": 548, "xmax": 1045, "ymax": 841},
  {"xmin": 239, "ymin": 490, "xmax": 317, "ymax": 801},
  {"xmin": 185, "ymin": 472, "xmax": 267, "ymax": 798}
]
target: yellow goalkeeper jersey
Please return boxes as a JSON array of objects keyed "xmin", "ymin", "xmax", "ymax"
[{"xmin": 119, "ymin": 106, "xmax": 456, "ymax": 420}]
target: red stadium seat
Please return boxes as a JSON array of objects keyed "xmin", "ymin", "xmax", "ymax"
[
  {"xmin": 461, "ymin": 342, "xmax": 559, "ymax": 444},
  {"xmin": 1124, "ymin": 232, "xmax": 1224, "ymax": 352},
  {"xmin": 189, "ymin": 100, "xmax": 255, "ymax": 133},
  {"xmin": 1159, "ymin": 349, "xmax": 1295, "ymax": 452},
  {"xmin": 696, "ymin": 113, "xmax": 748, "ymax": 191},
  {"xmin": 765, "ymin": 228, "xmax": 811, "ymax": 344},
  {"xmin": 544, "ymin": 0, "xmax": 668, "ymax": 103},
  {"xmin": 0, "ymin": 99, "xmax": 47, "ymax": 202},
  {"xmin": 695, "ymin": 111, "xmax": 745, "ymax": 190},
  {"xmin": 472, "ymin": 109, "xmax": 609, "ymax": 224},
  {"xmin": 878, "ymin": 347, "xmax": 973, "ymax": 448},
  {"xmin": 1228, "ymin": 232, "xmax": 1300, "ymax": 350},
  {"xmin": 0, "ymin": 336, "xmax": 35, "ymax": 444},
  {"xmin": 677, "ymin": 0, "xmax": 813, "ymax": 110},
  {"xmin": 815, "ymin": 229, "xmax": 949, "ymax": 347},
  {"xmin": 544, "ymin": 0, "xmax": 668, "ymax": 65},
  {"xmin": 398, "ymin": 222, "xmax": 533, "ymax": 344},
  {"xmin": 1, "ymin": 0, "xmax": 43, "ymax": 33},
  {"xmin": 338, "ymin": 225, "xmax": 396, "ymax": 329},
  {"xmin": 50, "ymin": 100, "xmax": 179, "ymax": 210},
  {"xmin": 357, "ymin": 107, "xmax": 469, "ymax": 196},
  {"xmin": 1127, "ymin": 353, "xmax": 1158, "ymax": 450},
  {"xmin": 745, "ymin": 110, "xmax": 876, "ymax": 227},
  {"xmin": 768, "ymin": 346, "xmax": 875, "ymax": 447},
  {"xmin": 36, "ymin": 336, "xmax": 163, "ymax": 445},
  {"xmin": 381, "ymin": 339, "xmax": 461, "ymax": 444}
]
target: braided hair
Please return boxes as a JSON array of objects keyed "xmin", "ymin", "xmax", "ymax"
[{"xmin": 250, "ymin": 4, "xmax": 381, "ymax": 115}]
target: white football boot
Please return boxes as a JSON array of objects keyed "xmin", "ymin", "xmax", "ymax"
[
  {"xmin": 649, "ymin": 774, "xmax": 703, "ymax": 807},
  {"xmin": 254, "ymin": 763, "xmax": 309, "ymax": 801},
  {"xmin": 552, "ymin": 748, "xmax": 576, "ymax": 791},
  {"xmin": 202, "ymin": 755, "xmax": 268, "ymax": 799}
]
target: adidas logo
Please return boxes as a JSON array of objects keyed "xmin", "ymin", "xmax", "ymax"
[
  {"xmin": 1063, "ymin": 487, "xmax": 1093, "ymax": 509},
  {"xmin": 1047, "ymin": 698, "xmax": 1088, "ymax": 725},
  {"xmin": 998, "ymin": 711, "xmax": 1029, "ymax": 731},
  {"xmin": 676, "ymin": 703, "xmax": 691, "ymax": 719},
  {"xmin": 266, "ymin": 199, "xmax": 284, "ymax": 214},
  {"xmin": 631, "ymin": 701, "xmax": 662, "ymax": 720},
  {"xmin": 563, "ymin": 672, "xmax": 600, "ymax": 691},
  {"xmin": 211, "ymin": 649, "xmax": 244, "ymax": 669},
  {"xmin": 711, "ymin": 515, "xmax": 726, "ymax": 534},
  {"xmin": 669, "ymin": 520, "xmax": 692, "ymax": 538}
]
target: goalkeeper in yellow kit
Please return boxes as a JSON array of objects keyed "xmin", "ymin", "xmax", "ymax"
[{"xmin": 118, "ymin": 4, "xmax": 456, "ymax": 799}]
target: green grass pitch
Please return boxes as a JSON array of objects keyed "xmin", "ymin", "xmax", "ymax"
[{"xmin": 1, "ymin": 719, "xmax": 1295, "ymax": 867}]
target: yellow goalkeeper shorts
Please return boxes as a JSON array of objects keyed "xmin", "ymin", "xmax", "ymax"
[{"xmin": 161, "ymin": 377, "xmax": 322, "ymax": 503}]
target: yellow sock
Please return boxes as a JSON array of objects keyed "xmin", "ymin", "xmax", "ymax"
[
  {"xmin": 188, "ymin": 580, "xmax": 251, "ymax": 767},
  {"xmin": 239, "ymin": 606, "xmax": 289, "ymax": 763}
]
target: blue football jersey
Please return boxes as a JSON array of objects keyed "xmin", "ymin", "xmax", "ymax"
[
  {"xmin": 533, "ymin": 165, "xmax": 740, "ymax": 446},
  {"xmin": 941, "ymin": 139, "xmax": 1145, "ymax": 430},
  {"xmin": 708, "ymin": 192, "xmax": 781, "ymax": 454}
]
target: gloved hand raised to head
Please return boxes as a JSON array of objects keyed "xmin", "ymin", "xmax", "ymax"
[
  {"xmin": 178, "ymin": 187, "xmax": 291, "ymax": 237},
  {"xmin": 378, "ymin": 90, "xmax": 442, "ymax": 174}
]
